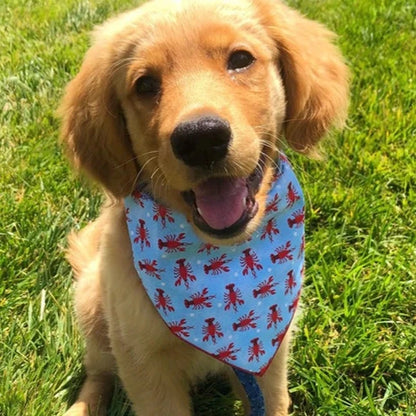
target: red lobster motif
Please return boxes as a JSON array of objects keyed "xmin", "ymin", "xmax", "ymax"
[
  {"xmin": 202, "ymin": 318, "xmax": 224, "ymax": 343},
  {"xmin": 174, "ymin": 258, "xmax": 196, "ymax": 289},
  {"xmin": 271, "ymin": 166, "xmax": 283, "ymax": 182},
  {"xmin": 289, "ymin": 290, "xmax": 301, "ymax": 313},
  {"xmin": 132, "ymin": 189, "xmax": 147, "ymax": 207},
  {"xmin": 134, "ymin": 219, "xmax": 151, "ymax": 250},
  {"xmin": 270, "ymin": 241, "xmax": 294, "ymax": 264},
  {"xmin": 152, "ymin": 204, "xmax": 175, "ymax": 228},
  {"xmin": 232, "ymin": 309, "xmax": 259, "ymax": 331},
  {"xmin": 204, "ymin": 253, "xmax": 231, "ymax": 275},
  {"xmin": 125, "ymin": 207, "xmax": 131, "ymax": 222},
  {"xmin": 224, "ymin": 283, "xmax": 245, "ymax": 311},
  {"xmin": 197, "ymin": 243, "xmax": 219, "ymax": 254},
  {"xmin": 138, "ymin": 259, "xmax": 165, "ymax": 280},
  {"xmin": 284, "ymin": 270, "xmax": 297, "ymax": 295},
  {"xmin": 271, "ymin": 327, "xmax": 288, "ymax": 347},
  {"xmin": 184, "ymin": 288, "xmax": 215, "ymax": 310},
  {"xmin": 158, "ymin": 233, "xmax": 189, "ymax": 253},
  {"xmin": 287, "ymin": 208, "xmax": 305, "ymax": 228},
  {"xmin": 264, "ymin": 194, "xmax": 279, "ymax": 214},
  {"xmin": 248, "ymin": 338, "xmax": 265, "ymax": 362},
  {"xmin": 286, "ymin": 181, "xmax": 301, "ymax": 208},
  {"xmin": 265, "ymin": 193, "xmax": 280, "ymax": 214},
  {"xmin": 279, "ymin": 153, "xmax": 289, "ymax": 163},
  {"xmin": 154, "ymin": 289, "xmax": 175, "ymax": 314},
  {"xmin": 214, "ymin": 343, "xmax": 240, "ymax": 362},
  {"xmin": 260, "ymin": 218, "xmax": 279, "ymax": 242},
  {"xmin": 299, "ymin": 234, "xmax": 305, "ymax": 258},
  {"xmin": 253, "ymin": 276, "xmax": 277, "ymax": 298},
  {"xmin": 267, "ymin": 304, "xmax": 283, "ymax": 329},
  {"xmin": 168, "ymin": 318, "xmax": 193, "ymax": 338},
  {"xmin": 240, "ymin": 248, "xmax": 263, "ymax": 277}
]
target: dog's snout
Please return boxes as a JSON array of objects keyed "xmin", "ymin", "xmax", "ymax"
[{"xmin": 170, "ymin": 116, "xmax": 231, "ymax": 168}]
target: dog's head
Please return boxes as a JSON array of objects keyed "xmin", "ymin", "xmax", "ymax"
[{"xmin": 60, "ymin": 0, "xmax": 348, "ymax": 243}]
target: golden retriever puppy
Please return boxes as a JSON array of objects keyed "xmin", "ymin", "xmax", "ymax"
[{"xmin": 60, "ymin": 0, "xmax": 348, "ymax": 415}]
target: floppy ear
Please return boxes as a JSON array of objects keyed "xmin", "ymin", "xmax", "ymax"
[
  {"xmin": 59, "ymin": 38, "xmax": 138, "ymax": 197},
  {"xmin": 255, "ymin": 0, "xmax": 349, "ymax": 153}
]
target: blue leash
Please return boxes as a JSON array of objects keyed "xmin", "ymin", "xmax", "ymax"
[{"xmin": 233, "ymin": 368, "xmax": 265, "ymax": 416}]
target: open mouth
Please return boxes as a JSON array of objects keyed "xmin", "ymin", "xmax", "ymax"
[{"xmin": 182, "ymin": 159, "xmax": 265, "ymax": 238}]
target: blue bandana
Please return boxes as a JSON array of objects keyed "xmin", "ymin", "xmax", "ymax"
[{"xmin": 124, "ymin": 154, "xmax": 304, "ymax": 378}]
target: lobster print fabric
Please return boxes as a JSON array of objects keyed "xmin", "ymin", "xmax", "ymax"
[{"xmin": 124, "ymin": 154, "xmax": 305, "ymax": 376}]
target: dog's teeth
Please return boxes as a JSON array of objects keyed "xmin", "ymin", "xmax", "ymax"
[
  {"xmin": 197, "ymin": 207, "xmax": 202, "ymax": 216},
  {"xmin": 246, "ymin": 198, "xmax": 253, "ymax": 209}
]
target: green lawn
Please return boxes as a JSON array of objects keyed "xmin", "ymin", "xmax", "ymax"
[{"xmin": 1, "ymin": 0, "xmax": 415, "ymax": 415}]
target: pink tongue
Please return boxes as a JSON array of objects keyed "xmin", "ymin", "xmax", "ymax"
[{"xmin": 194, "ymin": 177, "xmax": 248, "ymax": 230}]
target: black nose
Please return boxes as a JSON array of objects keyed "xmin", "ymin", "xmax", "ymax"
[{"xmin": 170, "ymin": 116, "xmax": 231, "ymax": 168}]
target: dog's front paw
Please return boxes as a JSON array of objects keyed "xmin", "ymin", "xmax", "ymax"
[
  {"xmin": 63, "ymin": 402, "xmax": 105, "ymax": 416},
  {"xmin": 63, "ymin": 403, "xmax": 87, "ymax": 416}
]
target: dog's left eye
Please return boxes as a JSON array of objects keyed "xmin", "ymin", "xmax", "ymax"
[
  {"xmin": 135, "ymin": 75, "xmax": 161, "ymax": 96},
  {"xmin": 227, "ymin": 50, "xmax": 255, "ymax": 72}
]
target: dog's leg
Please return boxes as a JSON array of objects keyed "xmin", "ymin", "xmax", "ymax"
[
  {"xmin": 64, "ymin": 341, "xmax": 114, "ymax": 416},
  {"xmin": 65, "ymin": 226, "xmax": 116, "ymax": 416},
  {"xmin": 255, "ymin": 334, "xmax": 291, "ymax": 416},
  {"xmin": 112, "ymin": 339, "xmax": 193, "ymax": 416},
  {"xmin": 64, "ymin": 296, "xmax": 116, "ymax": 416},
  {"xmin": 64, "ymin": 288, "xmax": 116, "ymax": 416}
]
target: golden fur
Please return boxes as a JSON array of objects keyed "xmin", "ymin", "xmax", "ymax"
[{"xmin": 60, "ymin": 0, "xmax": 348, "ymax": 414}]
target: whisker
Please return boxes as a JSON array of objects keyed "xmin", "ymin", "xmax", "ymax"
[
  {"xmin": 151, "ymin": 167, "xmax": 161, "ymax": 181},
  {"xmin": 115, "ymin": 155, "xmax": 140, "ymax": 169},
  {"xmin": 252, "ymin": 125, "xmax": 287, "ymax": 150},
  {"xmin": 152, "ymin": 170, "xmax": 168, "ymax": 200},
  {"xmin": 130, "ymin": 156, "xmax": 158, "ymax": 191},
  {"xmin": 136, "ymin": 150, "xmax": 160, "ymax": 158},
  {"xmin": 137, "ymin": 156, "xmax": 157, "ymax": 179},
  {"xmin": 259, "ymin": 139, "xmax": 278, "ymax": 152},
  {"xmin": 260, "ymin": 151, "xmax": 280, "ymax": 171},
  {"xmin": 115, "ymin": 150, "xmax": 159, "ymax": 169}
]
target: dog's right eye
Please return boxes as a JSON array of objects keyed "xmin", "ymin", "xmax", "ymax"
[
  {"xmin": 135, "ymin": 75, "xmax": 161, "ymax": 96},
  {"xmin": 227, "ymin": 50, "xmax": 255, "ymax": 72}
]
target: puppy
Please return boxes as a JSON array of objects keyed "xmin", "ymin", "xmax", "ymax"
[{"xmin": 60, "ymin": 0, "xmax": 348, "ymax": 415}]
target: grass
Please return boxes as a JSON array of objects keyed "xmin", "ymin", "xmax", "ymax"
[{"xmin": 0, "ymin": 0, "xmax": 415, "ymax": 415}]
